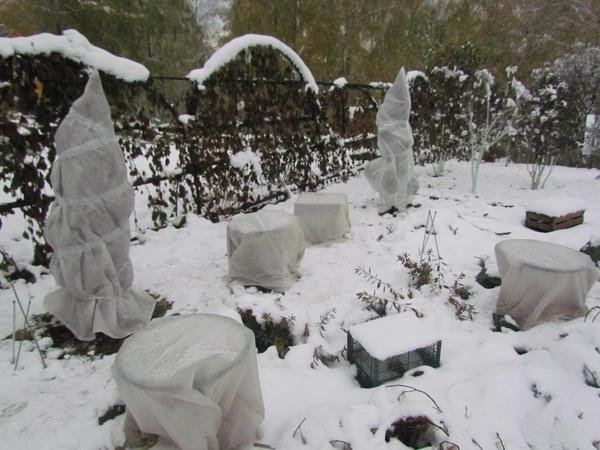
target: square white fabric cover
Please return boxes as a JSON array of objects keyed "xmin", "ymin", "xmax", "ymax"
[
  {"xmin": 112, "ymin": 314, "xmax": 265, "ymax": 450},
  {"xmin": 294, "ymin": 192, "xmax": 350, "ymax": 245},
  {"xmin": 495, "ymin": 239, "xmax": 599, "ymax": 330},
  {"xmin": 227, "ymin": 210, "xmax": 305, "ymax": 292},
  {"xmin": 44, "ymin": 71, "xmax": 154, "ymax": 340},
  {"xmin": 364, "ymin": 68, "xmax": 418, "ymax": 211}
]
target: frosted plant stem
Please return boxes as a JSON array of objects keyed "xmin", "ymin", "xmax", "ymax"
[
  {"xmin": 90, "ymin": 298, "xmax": 98, "ymax": 336},
  {"xmin": 11, "ymin": 282, "xmax": 47, "ymax": 370},
  {"xmin": 11, "ymin": 293, "xmax": 16, "ymax": 365},
  {"xmin": 14, "ymin": 284, "xmax": 32, "ymax": 370}
]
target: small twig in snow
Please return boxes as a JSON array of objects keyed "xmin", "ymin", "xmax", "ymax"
[
  {"xmin": 386, "ymin": 384, "xmax": 442, "ymax": 413},
  {"xmin": 427, "ymin": 419, "xmax": 449, "ymax": 437},
  {"xmin": 330, "ymin": 439, "xmax": 352, "ymax": 449},
  {"xmin": 10, "ymin": 281, "xmax": 46, "ymax": 369},
  {"xmin": 496, "ymin": 432, "xmax": 506, "ymax": 450},
  {"xmin": 585, "ymin": 306, "xmax": 600, "ymax": 323},
  {"xmin": 471, "ymin": 438, "xmax": 484, "ymax": 450},
  {"xmin": 292, "ymin": 417, "xmax": 307, "ymax": 444},
  {"xmin": 583, "ymin": 364, "xmax": 600, "ymax": 388},
  {"xmin": 253, "ymin": 443, "xmax": 276, "ymax": 449}
]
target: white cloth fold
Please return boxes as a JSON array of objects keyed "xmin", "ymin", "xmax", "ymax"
[
  {"xmin": 364, "ymin": 68, "xmax": 418, "ymax": 211},
  {"xmin": 44, "ymin": 71, "xmax": 154, "ymax": 340},
  {"xmin": 112, "ymin": 314, "xmax": 265, "ymax": 450},
  {"xmin": 495, "ymin": 239, "xmax": 598, "ymax": 330},
  {"xmin": 227, "ymin": 210, "xmax": 305, "ymax": 292}
]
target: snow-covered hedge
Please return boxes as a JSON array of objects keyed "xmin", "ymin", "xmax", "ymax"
[
  {"xmin": 0, "ymin": 29, "xmax": 149, "ymax": 82},
  {"xmin": 0, "ymin": 33, "xmax": 379, "ymax": 275}
]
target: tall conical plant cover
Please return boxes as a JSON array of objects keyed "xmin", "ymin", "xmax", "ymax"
[
  {"xmin": 44, "ymin": 71, "xmax": 155, "ymax": 341},
  {"xmin": 364, "ymin": 68, "xmax": 418, "ymax": 211}
]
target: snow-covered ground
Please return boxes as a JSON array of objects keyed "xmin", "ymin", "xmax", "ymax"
[{"xmin": 1, "ymin": 160, "xmax": 599, "ymax": 450}]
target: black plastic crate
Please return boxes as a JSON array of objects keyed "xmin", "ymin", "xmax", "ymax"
[{"xmin": 347, "ymin": 331, "xmax": 442, "ymax": 388}]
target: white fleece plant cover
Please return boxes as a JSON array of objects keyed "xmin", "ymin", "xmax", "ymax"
[
  {"xmin": 364, "ymin": 68, "xmax": 418, "ymax": 211},
  {"xmin": 112, "ymin": 314, "xmax": 264, "ymax": 450},
  {"xmin": 495, "ymin": 239, "xmax": 599, "ymax": 330},
  {"xmin": 294, "ymin": 192, "xmax": 350, "ymax": 245},
  {"xmin": 227, "ymin": 210, "xmax": 305, "ymax": 292},
  {"xmin": 44, "ymin": 71, "xmax": 155, "ymax": 341}
]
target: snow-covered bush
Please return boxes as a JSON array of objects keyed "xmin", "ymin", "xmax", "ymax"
[
  {"xmin": 410, "ymin": 66, "xmax": 470, "ymax": 174},
  {"xmin": 512, "ymin": 69, "xmax": 577, "ymax": 189},
  {"xmin": 458, "ymin": 66, "xmax": 525, "ymax": 193}
]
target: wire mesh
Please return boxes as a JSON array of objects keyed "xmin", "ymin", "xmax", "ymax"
[{"xmin": 347, "ymin": 331, "xmax": 441, "ymax": 388}]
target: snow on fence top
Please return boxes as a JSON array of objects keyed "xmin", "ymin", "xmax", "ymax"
[
  {"xmin": 0, "ymin": 29, "xmax": 150, "ymax": 82},
  {"xmin": 187, "ymin": 34, "xmax": 318, "ymax": 93},
  {"xmin": 407, "ymin": 70, "xmax": 427, "ymax": 83}
]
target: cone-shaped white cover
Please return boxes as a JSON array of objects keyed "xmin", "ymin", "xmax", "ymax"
[
  {"xmin": 364, "ymin": 68, "xmax": 418, "ymax": 210},
  {"xmin": 44, "ymin": 71, "xmax": 155, "ymax": 341}
]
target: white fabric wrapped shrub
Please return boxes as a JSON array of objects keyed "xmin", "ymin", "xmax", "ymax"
[
  {"xmin": 294, "ymin": 192, "xmax": 350, "ymax": 245},
  {"xmin": 44, "ymin": 71, "xmax": 154, "ymax": 341},
  {"xmin": 495, "ymin": 239, "xmax": 599, "ymax": 330},
  {"xmin": 112, "ymin": 314, "xmax": 265, "ymax": 450},
  {"xmin": 364, "ymin": 68, "xmax": 418, "ymax": 212},
  {"xmin": 227, "ymin": 210, "xmax": 305, "ymax": 292}
]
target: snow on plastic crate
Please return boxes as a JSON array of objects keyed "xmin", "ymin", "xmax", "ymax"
[
  {"xmin": 525, "ymin": 197, "xmax": 586, "ymax": 232},
  {"xmin": 347, "ymin": 315, "xmax": 441, "ymax": 388}
]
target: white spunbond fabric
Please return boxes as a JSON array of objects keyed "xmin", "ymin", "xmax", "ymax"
[
  {"xmin": 495, "ymin": 239, "xmax": 599, "ymax": 330},
  {"xmin": 364, "ymin": 68, "xmax": 418, "ymax": 211},
  {"xmin": 294, "ymin": 192, "xmax": 350, "ymax": 245},
  {"xmin": 227, "ymin": 210, "xmax": 305, "ymax": 292},
  {"xmin": 44, "ymin": 71, "xmax": 155, "ymax": 341},
  {"xmin": 112, "ymin": 314, "xmax": 264, "ymax": 450}
]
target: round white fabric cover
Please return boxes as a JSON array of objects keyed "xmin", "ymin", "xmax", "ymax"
[
  {"xmin": 294, "ymin": 192, "xmax": 350, "ymax": 245},
  {"xmin": 227, "ymin": 210, "xmax": 305, "ymax": 292},
  {"xmin": 364, "ymin": 68, "xmax": 418, "ymax": 211},
  {"xmin": 44, "ymin": 71, "xmax": 155, "ymax": 341},
  {"xmin": 112, "ymin": 314, "xmax": 264, "ymax": 450},
  {"xmin": 495, "ymin": 239, "xmax": 599, "ymax": 330}
]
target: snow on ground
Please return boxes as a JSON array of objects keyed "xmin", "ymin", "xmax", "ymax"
[{"xmin": 0, "ymin": 160, "xmax": 599, "ymax": 449}]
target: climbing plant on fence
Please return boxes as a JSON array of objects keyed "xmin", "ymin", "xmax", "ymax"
[{"xmin": 0, "ymin": 47, "xmax": 382, "ymax": 276}]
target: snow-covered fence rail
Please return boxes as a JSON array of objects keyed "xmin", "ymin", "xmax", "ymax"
[{"xmin": 0, "ymin": 46, "xmax": 382, "ymax": 275}]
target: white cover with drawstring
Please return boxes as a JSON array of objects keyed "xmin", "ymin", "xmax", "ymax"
[
  {"xmin": 44, "ymin": 71, "xmax": 154, "ymax": 340},
  {"xmin": 495, "ymin": 239, "xmax": 598, "ymax": 330},
  {"xmin": 227, "ymin": 210, "xmax": 305, "ymax": 292},
  {"xmin": 112, "ymin": 314, "xmax": 265, "ymax": 450}
]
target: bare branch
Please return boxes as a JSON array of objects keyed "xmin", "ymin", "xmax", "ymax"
[
  {"xmin": 386, "ymin": 384, "xmax": 443, "ymax": 413},
  {"xmin": 496, "ymin": 432, "xmax": 506, "ymax": 450},
  {"xmin": 292, "ymin": 417, "xmax": 307, "ymax": 444}
]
